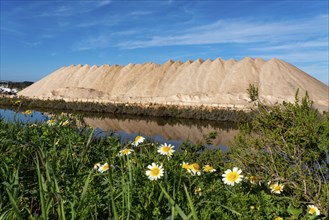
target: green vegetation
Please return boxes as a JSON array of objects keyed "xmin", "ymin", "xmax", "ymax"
[
  {"xmin": 10, "ymin": 81, "xmax": 34, "ymax": 91},
  {"xmin": 0, "ymin": 95, "xmax": 328, "ymax": 219},
  {"xmin": 0, "ymin": 96, "xmax": 252, "ymax": 122},
  {"xmin": 247, "ymin": 83, "xmax": 259, "ymax": 103}
]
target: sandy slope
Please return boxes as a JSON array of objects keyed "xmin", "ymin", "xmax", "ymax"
[{"xmin": 18, "ymin": 57, "xmax": 329, "ymax": 111}]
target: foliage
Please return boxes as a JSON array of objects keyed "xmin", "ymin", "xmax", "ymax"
[
  {"xmin": 0, "ymin": 96, "xmax": 328, "ymax": 219},
  {"xmin": 230, "ymin": 94, "xmax": 328, "ymax": 219},
  {"xmin": 247, "ymin": 83, "xmax": 259, "ymax": 102}
]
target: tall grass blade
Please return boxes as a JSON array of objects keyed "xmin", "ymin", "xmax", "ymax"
[
  {"xmin": 159, "ymin": 184, "xmax": 188, "ymax": 220},
  {"xmin": 183, "ymin": 184, "xmax": 198, "ymax": 220},
  {"xmin": 54, "ymin": 174, "xmax": 66, "ymax": 220},
  {"xmin": 77, "ymin": 171, "xmax": 92, "ymax": 211},
  {"xmin": 80, "ymin": 128, "xmax": 95, "ymax": 160},
  {"xmin": 110, "ymin": 189, "xmax": 119, "ymax": 220},
  {"xmin": 4, "ymin": 188, "xmax": 23, "ymax": 220},
  {"xmin": 36, "ymin": 157, "xmax": 47, "ymax": 220}
]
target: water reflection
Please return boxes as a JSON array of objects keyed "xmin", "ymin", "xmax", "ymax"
[
  {"xmin": 0, "ymin": 108, "xmax": 238, "ymax": 148},
  {"xmin": 84, "ymin": 115, "xmax": 238, "ymax": 148}
]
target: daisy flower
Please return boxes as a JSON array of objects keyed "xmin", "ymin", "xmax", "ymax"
[
  {"xmin": 118, "ymin": 148, "xmax": 134, "ymax": 156},
  {"xmin": 222, "ymin": 167, "xmax": 243, "ymax": 186},
  {"xmin": 145, "ymin": 163, "xmax": 164, "ymax": 181},
  {"xmin": 132, "ymin": 135, "xmax": 145, "ymax": 147},
  {"xmin": 157, "ymin": 143, "xmax": 175, "ymax": 157},
  {"xmin": 47, "ymin": 119, "xmax": 56, "ymax": 126},
  {"xmin": 188, "ymin": 163, "xmax": 201, "ymax": 176},
  {"xmin": 308, "ymin": 205, "xmax": 320, "ymax": 216},
  {"xmin": 98, "ymin": 163, "xmax": 110, "ymax": 173},
  {"xmin": 181, "ymin": 162, "xmax": 190, "ymax": 170},
  {"xmin": 203, "ymin": 165, "xmax": 216, "ymax": 173},
  {"xmin": 269, "ymin": 182, "xmax": 284, "ymax": 194}
]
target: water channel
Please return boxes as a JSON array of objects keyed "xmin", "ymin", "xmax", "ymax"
[{"xmin": 0, "ymin": 108, "xmax": 238, "ymax": 150}]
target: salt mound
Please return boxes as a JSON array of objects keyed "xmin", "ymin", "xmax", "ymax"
[{"xmin": 18, "ymin": 57, "xmax": 329, "ymax": 111}]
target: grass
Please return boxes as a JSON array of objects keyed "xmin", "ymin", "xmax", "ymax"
[{"xmin": 0, "ymin": 99, "xmax": 327, "ymax": 219}]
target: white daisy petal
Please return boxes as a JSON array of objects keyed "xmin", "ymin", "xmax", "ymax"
[
  {"xmin": 145, "ymin": 163, "xmax": 164, "ymax": 181},
  {"xmin": 222, "ymin": 167, "xmax": 243, "ymax": 186}
]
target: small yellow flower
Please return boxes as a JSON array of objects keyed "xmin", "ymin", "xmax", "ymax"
[
  {"xmin": 308, "ymin": 205, "xmax": 320, "ymax": 216},
  {"xmin": 98, "ymin": 163, "xmax": 110, "ymax": 173},
  {"xmin": 203, "ymin": 165, "xmax": 216, "ymax": 173},
  {"xmin": 118, "ymin": 148, "xmax": 134, "ymax": 156},
  {"xmin": 188, "ymin": 163, "xmax": 201, "ymax": 176},
  {"xmin": 132, "ymin": 135, "xmax": 145, "ymax": 147},
  {"xmin": 157, "ymin": 143, "xmax": 175, "ymax": 157},
  {"xmin": 274, "ymin": 217, "xmax": 283, "ymax": 220},
  {"xmin": 181, "ymin": 162, "xmax": 190, "ymax": 170},
  {"xmin": 60, "ymin": 120, "xmax": 70, "ymax": 126},
  {"xmin": 269, "ymin": 182, "xmax": 284, "ymax": 194},
  {"xmin": 145, "ymin": 163, "xmax": 164, "ymax": 181},
  {"xmin": 23, "ymin": 110, "xmax": 33, "ymax": 115},
  {"xmin": 222, "ymin": 167, "xmax": 243, "ymax": 186},
  {"xmin": 14, "ymin": 100, "xmax": 21, "ymax": 104},
  {"xmin": 47, "ymin": 119, "xmax": 56, "ymax": 126},
  {"xmin": 194, "ymin": 187, "xmax": 202, "ymax": 196}
]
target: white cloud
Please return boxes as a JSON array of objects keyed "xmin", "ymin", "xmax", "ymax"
[
  {"xmin": 73, "ymin": 30, "xmax": 140, "ymax": 51},
  {"xmin": 22, "ymin": 41, "xmax": 41, "ymax": 47},
  {"xmin": 118, "ymin": 15, "xmax": 328, "ymax": 49},
  {"xmin": 250, "ymin": 38, "xmax": 329, "ymax": 51},
  {"xmin": 97, "ymin": 0, "xmax": 111, "ymax": 7},
  {"xmin": 36, "ymin": 1, "xmax": 111, "ymax": 17},
  {"xmin": 73, "ymin": 34, "xmax": 112, "ymax": 51}
]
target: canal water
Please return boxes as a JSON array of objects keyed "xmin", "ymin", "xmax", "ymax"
[{"xmin": 0, "ymin": 108, "xmax": 238, "ymax": 149}]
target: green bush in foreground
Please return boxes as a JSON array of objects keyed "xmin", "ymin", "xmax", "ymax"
[
  {"xmin": 0, "ymin": 97, "xmax": 328, "ymax": 219},
  {"xmin": 230, "ymin": 95, "xmax": 328, "ymax": 219}
]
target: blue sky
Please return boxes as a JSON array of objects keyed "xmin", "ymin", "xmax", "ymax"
[{"xmin": 1, "ymin": 0, "xmax": 328, "ymax": 84}]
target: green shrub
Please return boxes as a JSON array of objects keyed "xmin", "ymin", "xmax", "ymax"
[{"xmin": 230, "ymin": 94, "xmax": 328, "ymax": 218}]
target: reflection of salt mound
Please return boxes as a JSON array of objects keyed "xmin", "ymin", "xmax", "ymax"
[
  {"xmin": 18, "ymin": 57, "xmax": 329, "ymax": 111},
  {"xmin": 84, "ymin": 117, "xmax": 237, "ymax": 147}
]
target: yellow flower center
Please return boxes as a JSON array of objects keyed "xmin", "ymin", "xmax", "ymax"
[
  {"xmin": 273, "ymin": 185, "xmax": 282, "ymax": 192},
  {"xmin": 227, "ymin": 172, "xmax": 239, "ymax": 182},
  {"xmin": 309, "ymin": 207, "xmax": 316, "ymax": 215},
  {"xmin": 191, "ymin": 163, "xmax": 200, "ymax": 171},
  {"xmin": 135, "ymin": 136, "xmax": 142, "ymax": 142},
  {"xmin": 122, "ymin": 149, "xmax": 130, "ymax": 155},
  {"xmin": 150, "ymin": 167, "xmax": 160, "ymax": 176},
  {"xmin": 162, "ymin": 146, "xmax": 171, "ymax": 153}
]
